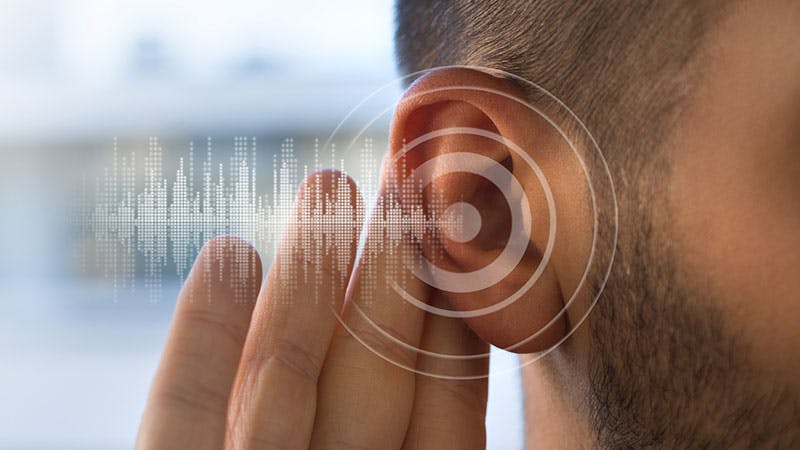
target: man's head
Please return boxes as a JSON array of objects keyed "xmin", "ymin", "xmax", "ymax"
[{"xmin": 393, "ymin": 1, "xmax": 800, "ymax": 448}]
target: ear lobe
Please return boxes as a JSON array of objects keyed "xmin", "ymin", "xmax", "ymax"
[{"xmin": 388, "ymin": 68, "xmax": 573, "ymax": 353}]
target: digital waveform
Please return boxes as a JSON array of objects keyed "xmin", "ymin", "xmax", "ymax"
[{"xmin": 82, "ymin": 136, "xmax": 461, "ymax": 301}]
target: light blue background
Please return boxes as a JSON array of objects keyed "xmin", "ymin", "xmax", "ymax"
[{"xmin": 0, "ymin": 1, "xmax": 525, "ymax": 448}]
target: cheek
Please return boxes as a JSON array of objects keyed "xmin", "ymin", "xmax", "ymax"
[{"xmin": 668, "ymin": 139, "xmax": 800, "ymax": 384}]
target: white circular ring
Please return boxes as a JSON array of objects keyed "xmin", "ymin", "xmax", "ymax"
[
  {"xmin": 390, "ymin": 127, "xmax": 557, "ymax": 319},
  {"xmin": 409, "ymin": 152, "xmax": 531, "ymax": 293},
  {"xmin": 326, "ymin": 66, "xmax": 619, "ymax": 379},
  {"xmin": 442, "ymin": 201, "xmax": 481, "ymax": 243}
]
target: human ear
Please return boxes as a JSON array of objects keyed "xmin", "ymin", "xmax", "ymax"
[{"xmin": 388, "ymin": 67, "xmax": 594, "ymax": 353}]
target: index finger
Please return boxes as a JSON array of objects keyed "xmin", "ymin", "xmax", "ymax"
[{"xmin": 225, "ymin": 170, "xmax": 363, "ymax": 449}]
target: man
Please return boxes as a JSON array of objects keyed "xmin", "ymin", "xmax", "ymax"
[{"xmin": 136, "ymin": 1, "xmax": 800, "ymax": 448}]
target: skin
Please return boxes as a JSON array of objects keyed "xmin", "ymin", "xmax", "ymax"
[
  {"xmin": 668, "ymin": 0, "xmax": 800, "ymax": 382},
  {"xmin": 525, "ymin": 1, "xmax": 800, "ymax": 448},
  {"xmin": 136, "ymin": 1, "xmax": 798, "ymax": 448},
  {"xmin": 136, "ymin": 168, "xmax": 491, "ymax": 450}
]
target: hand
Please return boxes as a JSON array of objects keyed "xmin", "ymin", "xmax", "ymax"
[{"xmin": 135, "ymin": 170, "xmax": 490, "ymax": 450}]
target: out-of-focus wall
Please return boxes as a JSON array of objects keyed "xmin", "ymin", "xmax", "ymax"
[{"xmin": 0, "ymin": 1, "xmax": 524, "ymax": 448}]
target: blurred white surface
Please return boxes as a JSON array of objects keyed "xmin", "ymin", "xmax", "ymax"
[
  {"xmin": 0, "ymin": 0, "xmax": 397, "ymax": 141},
  {"xmin": 0, "ymin": 0, "xmax": 525, "ymax": 448},
  {"xmin": 0, "ymin": 280, "xmax": 524, "ymax": 449}
]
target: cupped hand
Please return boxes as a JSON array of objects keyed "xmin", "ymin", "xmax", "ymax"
[{"xmin": 135, "ymin": 170, "xmax": 489, "ymax": 450}]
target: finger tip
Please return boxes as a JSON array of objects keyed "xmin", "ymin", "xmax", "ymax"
[
  {"xmin": 201, "ymin": 235, "xmax": 262, "ymax": 269},
  {"xmin": 298, "ymin": 169, "xmax": 360, "ymax": 201},
  {"xmin": 189, "ymin": 236, "xmax": 263, "ymax": 299},
  {"xmin": 296, "ymin": 169, "xmax": 365, "ymax": 233}
]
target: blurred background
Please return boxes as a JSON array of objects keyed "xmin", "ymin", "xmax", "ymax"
[{"xmin": 0, "ymin": 0, "xmax": 524, "ymax": 448}]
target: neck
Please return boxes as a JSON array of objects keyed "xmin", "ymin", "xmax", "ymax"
[{"xmin": 520, "ymin": 353, "xmax": 594, "ymax": 449}]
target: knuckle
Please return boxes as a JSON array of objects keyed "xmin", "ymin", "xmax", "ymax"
[
  {"xmin": 239, "ymin": 338, "xmax": 323, "ymax": 386},
  {"xmin": 244, "ymin": 435, "xmax": 290, "ymax": 450},
  {"xmin": 178, "ymin": 307, "xmax": 249, "ymax": 348},
  {"xmin": 153, "ymin": 372, "xmax": 230, "ymax": 417},
  {"xmin": 337, "ymin": 319, "xmax": 418, "ymax": 369},
  {"xmin": 424, "ymin": 376, "xmax": 486, "ymax": 413},
  {"xmin": 329, "ymin": 439, "xmax": 376, "ymax": 450},
  {"xmin": 265, "ymin": 339, "xmax": 324, "ymax": 384}
]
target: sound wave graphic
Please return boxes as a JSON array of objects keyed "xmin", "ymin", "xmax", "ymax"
[
  {"xmin": 77, "ymin": 66, "xmax": 619, "ymax": 379},
  {"xmin": 83, "ymin": 136, "xmax": 459, "ymax": 301}
]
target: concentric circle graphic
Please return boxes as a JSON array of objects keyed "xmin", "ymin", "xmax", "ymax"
[
  {"xmin": 323, "ymin": 66, "xmax": 619, "ymax": 379},
  {"xmin": 389, "ymin": 128, "xmax": 556, "ymax": 318},
  {"xmin": 442, "ymin": 201, "xmax": 480, "ymax": 243}
]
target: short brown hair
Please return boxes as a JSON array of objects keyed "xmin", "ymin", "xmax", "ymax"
[
  {"xmin": 396, "ymin": 1, "xmax": 727, "ymax": 165},
  {"xmin": 393, "ymin": 2, "xmax": 766, "ymax": 448}
]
